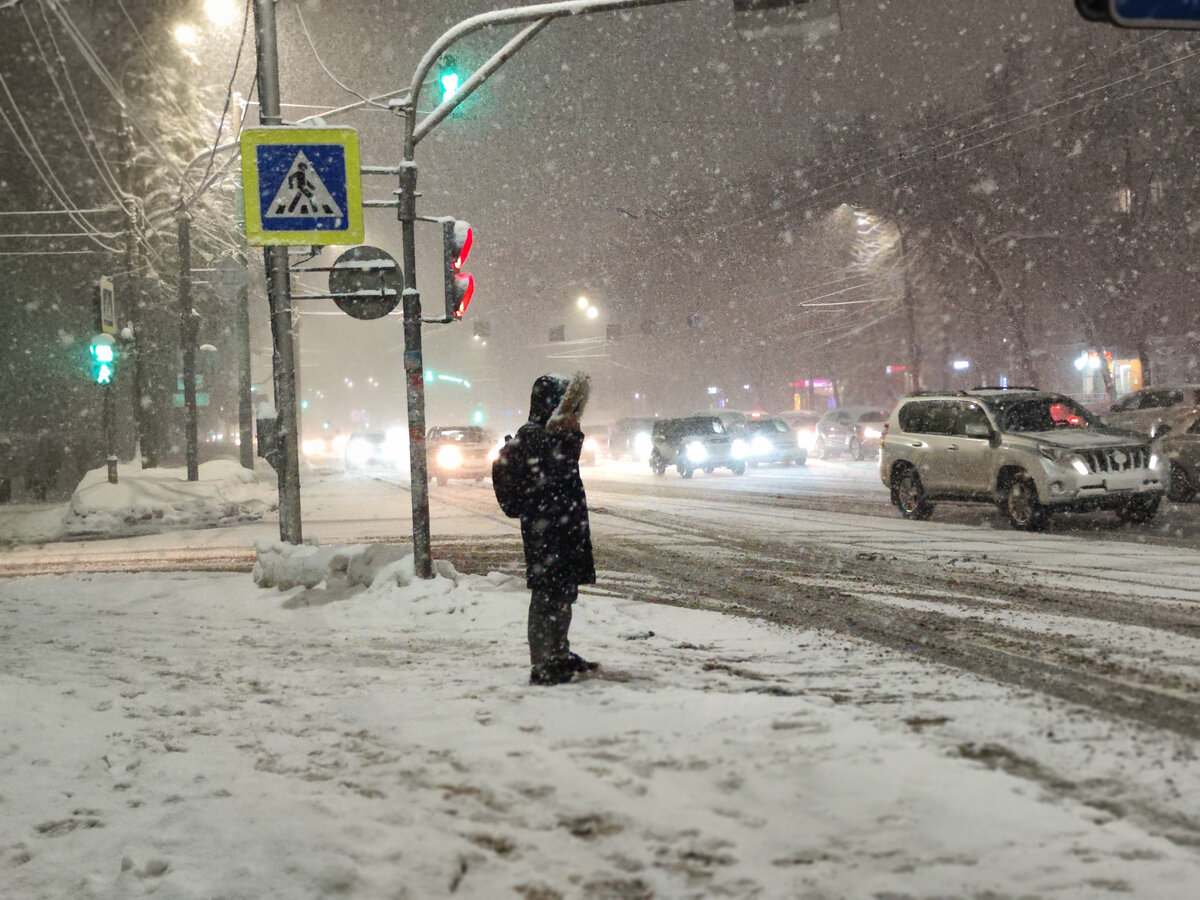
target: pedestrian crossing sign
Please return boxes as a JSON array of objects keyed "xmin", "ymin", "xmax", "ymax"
[{"xmin": 240, "ymin": 126, "xmax": 364, "ymax": 246}]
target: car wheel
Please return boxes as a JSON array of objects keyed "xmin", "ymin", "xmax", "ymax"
[
  {"xmin": 1004, "ymin": 475, "xmax": 1049, "ymax": 531},
  {"xmin": 678, "ymin": 465, "xmax": 693, "ymax": 479},
  {"xmin": 1167, "ymin": 461, "xmax": 1196, "ymax": 503},
  {"xmin": 812, "ymin": 437, "xmax": 827, "ymax": 460},
  {"xmin": 849, "ymin": 437, "xmax": 864, "ymax": 461},
  {"xmin": 652, "ymin": 463, "xmax": 666, "ymax": 476},
  {"xmin": 1117, "ymin": 494, "xmax": 1161, "ymax": 524},
  {"xmin": 730, "ymin": 462, "xmax": 746, "ymax": 476},
  {"xmin": 436, "ymin": 476, "xmax": 449, "ymax": 487},
  {"xmin": 894, "ymin": 468, "xmax": 933, "ymax": 520},
  {"xmin": 704, "ymin": 466, "xmax": 715, "ymax": 474}
]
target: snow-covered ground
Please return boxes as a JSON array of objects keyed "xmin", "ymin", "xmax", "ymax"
[
  {"xmin": 4, "ymin": 545, "xmax": 1200, "ymax": 899},
  {"xmin": 0, "ymin": 460, "xmax": 277, "ymax": 547},
  {"xmin": 2, "ymin": 460, "xmax": 1199, "ymax": 897}
]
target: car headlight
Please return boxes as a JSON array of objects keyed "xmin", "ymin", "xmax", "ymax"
[
  {"xmin": 862, "ymin": 427, "xmax": 882, "ymax": 440},
  {"xmin": 301, "ymin": 438, "xmax": 327, "ymax": 457},
  {"xmin": 436, "ymin": 444, "xmax": 463, "ymax": 468},
  {"xmin": 1039, "ymin": 446, "xmax": 1090, "ymax": 474},
  {"xmin": 633, "ymin": 432, "xmax": 653, "ymax": 460},
  {"xmin": 751, "ymin": 435, "xmax": 771, "ymax": 455},
  {"xmin": 346, "ymin": 442, "xmax": 370, "ymax": 467},
  {"xmin": 487, "ymin": 443, "xmax": 501, "ymax": 463},
  {"xmin": 686, "ymin": 441, "xmax": 707, "ymax": 463},
  {"xmin": 731, "ymin": 439, "xmax": 747, "ymax": 459},
  {"xmin": 583, "ymin": 437, "xmax": 599, "ymax": 454},
  {"xmin": 1149, "ymin": 452, "xmax": 1161, "ymax": 470}
]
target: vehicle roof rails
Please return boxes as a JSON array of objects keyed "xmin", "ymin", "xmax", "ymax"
[
  {"xmin": 904, "ymin": 390, "xmax": 968, "ymax": 397},
  {"xmin": 970, "ymin": 385, "xmax": 1039, "ymax": 391}
]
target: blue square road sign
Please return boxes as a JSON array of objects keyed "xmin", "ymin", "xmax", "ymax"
[{"xmin": 240, "ymin": 127, "xmax": 364, "ymax": 246}]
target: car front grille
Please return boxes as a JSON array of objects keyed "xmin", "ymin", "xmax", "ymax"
[{"xmin": 1078, "ymin": 445, "xmax": 1151, "ymax": 474}]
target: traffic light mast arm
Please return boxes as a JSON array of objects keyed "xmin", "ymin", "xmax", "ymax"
[{"xmin": 406, "ymin": 0, "xmax": 695, "ymax": 149}]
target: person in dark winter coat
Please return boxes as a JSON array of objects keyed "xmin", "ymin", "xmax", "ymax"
[{"xmin": 518, "ymin": 373, "xmax": 598, "ymax": 685}]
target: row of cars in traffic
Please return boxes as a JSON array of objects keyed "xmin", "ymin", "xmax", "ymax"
[
  {"xmin": 332, "ymin": 383, "xmax": 1199, "ymax": 534},
  {"xmin": 878, "ymin": 384, "xmax": 1200, "ymax": 530},
  {"xmin": 606, "ymin": 406, "xmax": 890, "ymax": 478},
  {"xmin": 339, "ymin": 424, "xmax": 604, "ymax": 485}
]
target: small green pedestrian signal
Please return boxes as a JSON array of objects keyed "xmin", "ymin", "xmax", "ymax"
[
  {"xmin": 440, "ymin": 71, "xmax": 460, "ymax": 103},
  {"xmin": 89, "ymin": 334, "xmax": 117, "ymax": 385}
]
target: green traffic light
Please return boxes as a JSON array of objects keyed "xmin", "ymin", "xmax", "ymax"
[
  {"xmin": 440, "ymin": 71, "xmax": 460, "ymax": 103},
  {"xmin": 89, "ymin": 335, "xmax": 117, "ymax": 385}
]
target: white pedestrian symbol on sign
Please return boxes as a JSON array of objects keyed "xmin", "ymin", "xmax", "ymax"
[{"xmin": 265, "ymin": 151, "xmax": 343, "ymax": 218}]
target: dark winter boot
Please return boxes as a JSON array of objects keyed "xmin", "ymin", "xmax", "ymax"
[
  {"xmin": 530, "ymin": 664, "xmax": 575, "ymax": 686},
  {"xmin": 565, "ymin": 652, "xmax": 600, "ymax": 673}
]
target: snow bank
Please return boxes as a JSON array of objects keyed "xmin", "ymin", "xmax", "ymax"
[
  {"xmin": 64, "ymin": 459, "xmax": 277, "ymax": 538},
  {"xmin": 253, "ymin": 539, "xmax": 524, "ymax": 607}
]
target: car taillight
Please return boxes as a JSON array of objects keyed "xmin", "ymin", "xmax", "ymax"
[{"xmin": 881, "ymin": 422, "xmax": 889, "ymax": 444}]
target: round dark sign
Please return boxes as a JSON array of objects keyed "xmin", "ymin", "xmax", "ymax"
[{"xmin": 329, "ymin": 246, "xmax": 402, "ymax": 320}]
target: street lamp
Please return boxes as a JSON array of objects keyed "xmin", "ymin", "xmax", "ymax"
[{"xmin": 204, "ymin": 0, "xmax": 240, "ymax": 27}]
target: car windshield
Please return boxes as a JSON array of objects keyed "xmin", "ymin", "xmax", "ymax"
[
  {"xmin": 749, "ymin": 419, "xmax": 788, "ymax": 433},
  {"xmin": 433, "ymin": 427, "xmax": 488, "ymax": 443},
  {"xmin": 683, "ymin": 418, "xmax": 726, "ymax": 436},
  {"xmin": 858, "ymin": 411, "xmax": 886, "ymax": 424},
  {"xmin": 991, "ymin": 396, "xmax": 1095, "ymax": 432}
]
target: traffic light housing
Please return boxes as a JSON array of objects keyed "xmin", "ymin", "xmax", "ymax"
[
  {"xmin": 442, "ymin": 218, "xmax": 474, "ymax": 320},
  {"xmin": 89, "ymin": 333, "xmax": 117, "ymax": 385}
]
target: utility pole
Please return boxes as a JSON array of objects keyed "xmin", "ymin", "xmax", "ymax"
[
  {"xmin": 896, "ymin": 226, "xmax": 922, "ymax": 393},
  {"xmin": 253, "ymin": 0, "xmax": 303, "ymax": 543},
  {"xmin": 119, "ymin": 108, "xmax": 155, "ymax": 468},
  {"xmin": 236, "ymin": 271, "xmax": 254, "ymax": 470},
  {"xmin": 176, "ymin": 210, "xmax": 200, "ymax": 481}
]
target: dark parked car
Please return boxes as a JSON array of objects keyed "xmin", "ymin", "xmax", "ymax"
[
  {"xmin": 610, "ymin": 417, "xmax": 657, "ymax": 461},
  {"xmin": 649, "ymin": 416, "xmax": 745, "ymax": 478},
  {"xmin": 733, "ymin": 416, "xmax": 807, "ymax": 467},
  {"xmin": 813, "ymin": 407, "xmax": 889, "ymax": 460}
]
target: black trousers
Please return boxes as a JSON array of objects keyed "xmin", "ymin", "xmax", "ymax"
[{"xmin": 528, "ymin": 584, "xmax": 577, "ymax": 669}]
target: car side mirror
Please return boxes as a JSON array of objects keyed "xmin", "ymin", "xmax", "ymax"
[{"xmin": 964, "ymin": 422, "xmax": 990, "ymax": 439}]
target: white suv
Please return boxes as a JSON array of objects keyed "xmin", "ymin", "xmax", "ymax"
[{"xmin": 880, "ymin": 388, "xmax": 1165, "ymax": 530}]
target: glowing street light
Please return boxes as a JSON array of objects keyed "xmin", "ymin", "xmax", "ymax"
[
  {"xmin": 586, "ymin": 305, "xmax": 599, "ymax": 320},
  {"xmin": 173, "ymin": 23, "xmax": 199, "ymax": 45},
  {"xmin": 204, "ymin": 0, "xmax": 240, "ymax": 27},
  {"xmin": 577, "ymin": 296, "xmax": 590, "ymax": 310}
]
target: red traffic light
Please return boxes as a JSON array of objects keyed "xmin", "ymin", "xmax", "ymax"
[{"xmin": 442, "ymin": 219, "xmax": 474, "ymax": 320}]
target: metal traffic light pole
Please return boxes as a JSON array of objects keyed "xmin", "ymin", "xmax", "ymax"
[
  {"xmin": 253, "ymin": 0, "xmax": 303, "ymax": 544},
  {"xmin": 397, "ymin": 0, "xmax": 694, "ymax": 579}
]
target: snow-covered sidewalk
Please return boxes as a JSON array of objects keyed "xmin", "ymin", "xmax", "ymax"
[
  {"xmin": 2, "ymin": 545, "xmax": 1198, "ymax": 899},
  {"xmin": 0, "ymin": 459, "xmax": 277, "ymax": 547}
]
